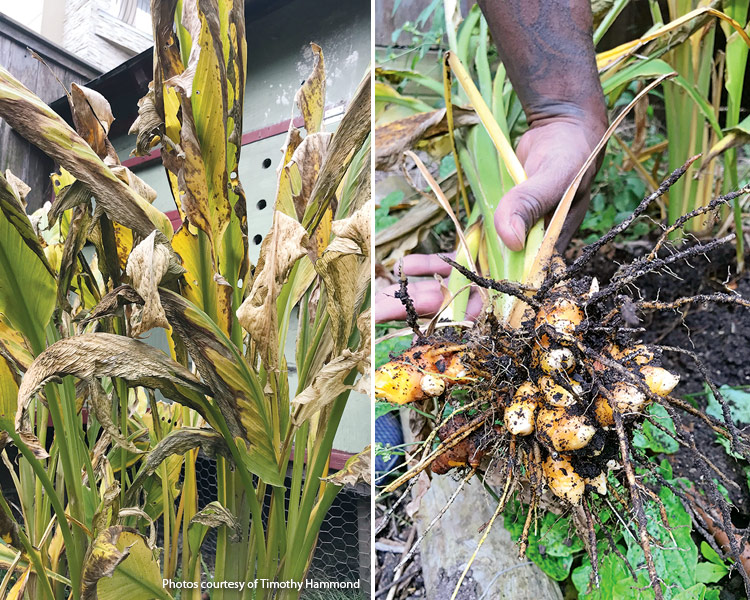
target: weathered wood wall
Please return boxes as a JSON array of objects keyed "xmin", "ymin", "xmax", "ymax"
[{"xmin": 0, "ymin": 13, "xmax": 101, "ymax": 211}]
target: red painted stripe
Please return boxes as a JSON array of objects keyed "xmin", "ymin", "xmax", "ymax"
[
  {"xmin": 240, "ymin": 115, "xmax": 304, "ymax": 145},
  {"xmin": 166, "ymin": 209, "xmax": 181, "ymax": 231},
  {"xmin": 121, "ymin": 103, "xmax": 344, "ymax": 170},
  {"xmin": 288, "ymin": 447, "xmax": 353, "ymax": 471},
  {"xmin": 121, "ymin": 115, "xmax": 305, "ymax": 170},
  {"xmin": 122, "ymin": 148, "xmax": 161, "ymax": 168}
]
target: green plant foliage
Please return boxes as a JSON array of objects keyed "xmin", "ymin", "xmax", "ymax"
[
  {"xmin": 376, "ymin": 191, "xmax": 404, "ymax": 232},
  {"xmin": 581, "ymin": 150, "xmax": 651, "ymax": 244},
  {"xmin": 504, "ymin": 500, "xmax": 584, "ymax": 581},
  {"xmin": 633, "ymin": 404, "xmax": 679, "ymax": 454},
  {"xmin": 705, "ymin": 385, "xmax": 750, "ymax": 425}
]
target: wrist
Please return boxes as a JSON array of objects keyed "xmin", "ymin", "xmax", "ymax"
[{"xmin": 525, "ymin": 99, "xmax": 608, "ymax": 145}]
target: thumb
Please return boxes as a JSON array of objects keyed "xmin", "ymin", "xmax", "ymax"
[{"xmin": 494, "ymin": 174, "xmax": 568, "ymax": 252}]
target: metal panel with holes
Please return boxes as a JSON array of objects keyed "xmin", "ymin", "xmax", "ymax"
[{"xmin": 237, "ymin": 133, "xmax": 283, "ymax": 264}]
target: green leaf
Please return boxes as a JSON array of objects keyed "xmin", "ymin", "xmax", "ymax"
[
  {"xmin": 504, "ymin": 501, "xmax": 583, "ymax": 581},
  {"xmin": 0, "ymin": 175, "xmax": 56, "ymax": 355},
  {"xmin": 375, "ymin": 401, "xmax": 399, "ymax": 419},
  {"xmin": 700, "ymin": 541, "xmax": 725, "ymax": 566},
  {"xmin": 694, "ymin": 563, "xmax": 728, "ymax": 585},
  {"xmin": 375, "ymin": 334, "xmax": 412, "ymax": 368},
  {"xmin": 375, "ymin": 191, "xmax": 404, "ymax": 232},
  {"xmin": 625, "ymin": 482, "xmax": 697, "ymax": 593},
  {"xmin": 705, "ymin": 385, "xmax": 750, "ymax": 425},
  {"xmin": 95, "ymin": 530, "xmax": 173, "ymax": 600},
  {"xmin": 672, "ymin": 583, "xmax": 706, "ymax": 600},
  {"xmin": 633, "ymin": 404, "xmax": 679, "ymax": 454},
  {"xmin": 601, "ymin": 58, "xmax": 722, "ymax": 137}
]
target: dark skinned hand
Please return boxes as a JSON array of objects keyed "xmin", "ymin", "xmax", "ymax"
[{"xmin": 375, "ymin": 0, "xmax": 608, "ymax": 324}]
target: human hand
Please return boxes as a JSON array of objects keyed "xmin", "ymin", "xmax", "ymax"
[
  {"xmin": 375, "ymin": 116, "xmax": 605, "ymax": 324},
  {"xmin": 374, "ymin": 253, "xmax": 484, "ymax": 323},
  {"xmin": 496, "ymin": 115, "xmax": 606, "ymax": 252}
]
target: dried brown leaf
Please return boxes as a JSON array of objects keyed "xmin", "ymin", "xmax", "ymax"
[
  {"xmin": 324, "ymin": 445, "xmax": 371, "ymax": 488},
  {"xmin": 126, "ymin": 231, "xmax": 171, "ymax": 336},
  {"xmin": 292, "ymin": 310, "xmax": 370, "ymax": 425},
  {"xmin": 315, "ymin": 200, "xmax": 371, "ymax": 354},
  {"xmin": 126, "ymin": 427, "xmax": 230, "ymax": 503},
  {"xmin": 16, "ymin": 333, "xmax": 212, "ymax": 431},
  {"xmin": 375, "ymin": 107, "xmax": 479, "ymax": 170},
  {"xmin": 237, "ymin": 212, "xmax": 308, "ymax": 368},
  {"xmin": 287, "ymin": 132, "xmax": 332, "ymax": 221},
  {"xmin": 3, "ymin": 170, "xmax": 30, "ymax": 206},
  {"xmin": 81, "ymin": 526, "xmax": 130, "ymax": 600}
]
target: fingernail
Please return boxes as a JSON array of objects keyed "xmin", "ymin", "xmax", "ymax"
[{"xmin": 510, "ymin": 215, "xmax": 527, "ymax": 247}]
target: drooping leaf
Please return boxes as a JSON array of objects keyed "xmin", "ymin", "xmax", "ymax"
[
  {"xmin": 69, "ymin": 83, "xmax": 116, "ymax": 161},
  {"xmin": 160, "ymin": 290, "xmax": 282, "ymax": 484},
  {"xmin": 185, "ymin": 500, "xmax": 240, "ymax": 575},
  {"xmin": 88, "ymin": 381, "xmax": 142, "ymax": 455},
  {"xmin": 315, "ymin": 200, "xmax": 371, "ymax": 354},
  {"xmin": 56, "ymin": 204, "xmax": 91, "ymax": 310},
  {"xmin": 237, "ymin": 211, "xmax": 309, "ymax": 368},
  {"xmin": 3, "ymin": 170, "xmax": 30, "ymax": 206},
  {"xmin": 286, "ymin": 132, "xmax": 332, "ymax": 222},
  {"xmin": 125, "ymin": 231, "xmax": 172, "ymax": 336},
  {"xmin": 16, "ymin": 333, "xmax": 212, "ymax": 432},
  {"xmin": 301, "ymin": 74, "xmax": 371, "ymax": 236},
  {"xmin": 91, "ymin": 482, "xmax": 121, "ymax": 538},
  {"xmin": 0, "ymin": 67, "xmax": 172, "ymax": 239},
  {"xmin": 375, "ymin": 107, "xmax": 478, "ymax": 170},
  {"xmin": 81, "ymin": 526, "xmax": 131, "ymax": 600},
  {"xmin": 324, "ymin": 445, "xmax": 371, "ymax": 488},
  {"xmin": 292, "ymin": 309, "xmax": 370, "ymax": 425},
  {"xmin": 127, "ymin": 427, "xmax": 230, "ymax": 501},
  {"xmin": 93, "ymin": 529, "xmax": 172, "ymax": 600}
]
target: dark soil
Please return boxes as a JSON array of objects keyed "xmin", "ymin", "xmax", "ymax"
[{"xmin": 568, "ymin": 239, "xmax": 750, "ymax": 514}]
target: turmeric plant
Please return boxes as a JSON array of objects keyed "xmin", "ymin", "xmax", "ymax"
[{"xmin": 0, "ymin": 2, "xmax": 370, "ymax": 599}]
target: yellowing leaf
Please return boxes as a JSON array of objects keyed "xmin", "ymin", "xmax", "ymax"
[
  {"xmin": 6, "ymin": 565, "xmax": 29, "ymax": 600},
  {"xmin": 296, "ymin": 43, "xmax": 325, "ymax": 134},
  {"xmin": 92, "ymin": 529, "xmax": 173, "ymax": 600},
  {"xmin": 0, "ymin": 173, "xmax": 56, "ymax": 353}
]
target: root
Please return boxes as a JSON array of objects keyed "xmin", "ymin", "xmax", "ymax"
[
  {"xmin": 379, "ymin": 413, "xmax": 489, "ymax": 495},
  {"xmin": 612, "ymin": 409, "xmax": 663, "ymax": 600},
  {"xmin": 396, "ymin": 267, "xmax": 423, "ymax": 339},
  {"xmin": 583, "ymin": 498, "xmax": 600, "ymax": 591},
  {"xmin": 440, "ymin": 256, "xmax": 541, "ymax": 307},
  {"xmin": 540, "ymin": 156, "xmax": 700, "ymax": 296},
  {"xmin": 637, "ymin": 293, "xmax": 750, "ymax": 311},
  {"xmin": 376, "ymin": 173, "xmax": 750, "ymax": 599},
  {"xmin": 588, "ymin": 235, "xmax": 735, "ymax": 305}
]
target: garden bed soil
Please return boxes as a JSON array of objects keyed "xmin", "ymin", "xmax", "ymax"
[{"xmin": 568, "ymin": 239, "xmax": 750, "ymax": 513}]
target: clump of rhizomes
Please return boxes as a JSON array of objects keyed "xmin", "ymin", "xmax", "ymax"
[{"xmin": 375, "ymin": 160, "xmax": 750, "ymax": 599}]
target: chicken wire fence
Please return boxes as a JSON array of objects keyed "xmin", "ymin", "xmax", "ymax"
[
  {"xmin": 186, "ymin": 452, "xmax": 371, "ymax": 592},
  {"xmin": 0, "ymin": 449, "xmax": 370, "ymax": 595}
]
